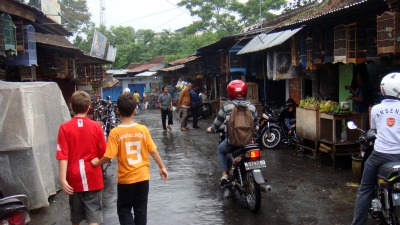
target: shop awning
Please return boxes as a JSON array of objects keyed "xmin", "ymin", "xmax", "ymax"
[
  {"xmin": 237, "ymin": 27, "xmax": 303, "ymax": 55},
  {"xmin": 135, "ymin": 71, "xmax": 157, "ymax": 77}
]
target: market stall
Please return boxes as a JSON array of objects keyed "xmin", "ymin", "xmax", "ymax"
[{"xmin": 296, "ymin": 98, "xmax": 363, "ymax": 169}]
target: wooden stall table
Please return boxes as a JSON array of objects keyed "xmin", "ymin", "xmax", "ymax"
[
  {"xmin": 296, "ymin": 107, "xmax": 320, "ymax": 164},
  {"xmin": 318, "ymin": 112, "xmax": 363, "ymax": 169}
]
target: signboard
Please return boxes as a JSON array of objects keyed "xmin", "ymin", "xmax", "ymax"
[
  {"xmin": 106, "ymin": 44, "xmax": 117, "ymax": 62},
  {"xmin": 90, "ymin": 30, "xmax": 107, "ymax": 58},
  {"xmin": 40, "ymin": 0, "xmax": 61, "ymax": 24}
]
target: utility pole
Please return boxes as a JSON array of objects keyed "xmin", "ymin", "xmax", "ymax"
[{"xmin": 100, "ymin": 0, "xmax": 106, "ymax": 26}]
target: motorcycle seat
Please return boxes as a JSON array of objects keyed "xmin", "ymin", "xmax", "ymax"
[
  {"xmin": 377, "ymin": 162, "xmax": 400, "ymax": 180},
  {"xmin": 231, "ymin": 143, "xmax": 260, "ymax": 158}
]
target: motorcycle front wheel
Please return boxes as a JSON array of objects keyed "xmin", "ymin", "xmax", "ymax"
[
  {"xmin": 245, "ymin": 171, "xmax": 261, "ymax": 213},
  {"xmin": 261, "ymin": 127, "xmax": 281, "ymax": 149}
]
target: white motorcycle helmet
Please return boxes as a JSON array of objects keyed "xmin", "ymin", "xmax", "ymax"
[
  {"xmin": 380, "ymin": 73, "xmax": 400, "ymax": 98},
  {"xmin": 123, "ymin": 88, "xmax": 131, "ymax": 94}
]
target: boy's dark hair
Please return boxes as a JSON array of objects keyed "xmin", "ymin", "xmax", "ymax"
[
  {"xmin": 70, "ymin": 91, "xmax": 91, "ymax": 115},
  {"xmin": 117, "ymin": 93, "xmax": 137, "ymax": 117}
]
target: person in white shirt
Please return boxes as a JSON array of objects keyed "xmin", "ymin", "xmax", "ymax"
[{"xmin": 352, "ymin": 72, "xmax": 400, "ymax": 225}]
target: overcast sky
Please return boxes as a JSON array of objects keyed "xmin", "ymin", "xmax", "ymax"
[{"xmin": 86, "ymin": 0, "xmax": 195, "ymax": 32}]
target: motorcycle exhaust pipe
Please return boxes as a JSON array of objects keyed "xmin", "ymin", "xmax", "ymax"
[{"xmin": 261, "ymin": 185, "xmax": 272, "ymax": 193}]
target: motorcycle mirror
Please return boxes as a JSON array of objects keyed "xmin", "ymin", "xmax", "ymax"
[{"xmin": 347, "ymin": 121, "xmax": 358, "ymax": 130}]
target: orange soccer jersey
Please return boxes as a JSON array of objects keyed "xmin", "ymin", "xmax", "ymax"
[{"xmin": 104, "ymin": 123, "xmax": 157, "ymax": 184}]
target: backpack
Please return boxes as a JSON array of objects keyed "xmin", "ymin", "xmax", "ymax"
[{"xmin": 226, "ymin": 102, "xmax": 254, "ymax": 147}]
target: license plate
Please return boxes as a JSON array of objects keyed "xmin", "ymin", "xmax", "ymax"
[
  {"xmin": 393, "ymin": 193, "xmax": 400, "ymax": 206},
  {"xmin": 244, "ymin": 160, "xmax": 266, "ymax": 171}
]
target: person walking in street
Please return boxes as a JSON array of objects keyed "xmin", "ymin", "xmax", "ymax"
[
  {"xmin": 351, "ymin": 72, "xmax": 400, "ymax": 225},
  {"xmin": 56, "ymin": 91, "xmax": 106, "ymax": 225},
  {"xmin": 157, "ymin": 86, "xmax": 173, "ymax": 132},
  {"xmin": 177, "ymin": 83, "xmax": 192, "ymax": 131},
  {"xmin": 206, "ymin": 80, "xmax": 258, "ymax": 185},
  {"xmin": 91, "ymin": 93, "xmax": 168, "ymax": 225},
  {"xmin": 134, "ymin": 90, "xmax": 140, "ymax": 116},
  {"xmin": 189, "ymin": 85, "xmax": 201, "ymax": 128}
]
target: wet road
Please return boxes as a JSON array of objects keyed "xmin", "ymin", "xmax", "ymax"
[{"xmin": 30, "ymin": 109, "xmax": 364, "ymax": 225}]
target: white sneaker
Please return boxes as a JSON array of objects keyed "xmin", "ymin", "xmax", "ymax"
[{"xmin": 220, "ymin": 174, "xmax": 229, "ymax": 186}]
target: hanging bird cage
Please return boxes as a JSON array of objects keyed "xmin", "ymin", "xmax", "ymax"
[
  {"xmin": 334, "ymin": 24, "xmax": 347, "ymax": 63},
  {"xmin": 347, "ymin": 22, "xmax": 367, "ymax": 64},
  {"xmin": 377, "ymin": 11, "xmax": 400, "ymax": 54}
]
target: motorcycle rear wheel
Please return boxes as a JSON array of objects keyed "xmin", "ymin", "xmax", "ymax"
[
  {"xmin": 261, "ymin": 127, "xmax": 281, "ymax": 149},
  {"xmin": 245, "ymin": 172, "xmax": 261, "ymax": 213}
]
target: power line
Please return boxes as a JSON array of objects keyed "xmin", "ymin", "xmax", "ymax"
[{"xmin": 113, "ymin": 8, "xmax": 178, "ymax": 26}]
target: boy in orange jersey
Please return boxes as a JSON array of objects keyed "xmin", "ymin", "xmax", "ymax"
[
  {"xmin": 91, "ymin": 93, "xmax": 168, "ymax": 225},
  {"xmin": 56, "ymin": 91, "xmax": 106, "ymax": 225}
]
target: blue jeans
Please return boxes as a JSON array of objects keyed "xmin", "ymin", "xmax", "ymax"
[
  {"xmin": 352, "ymin": 150, "xmax": 400, "ymax": 225},
  {"xmin": 218, "ymin": 140, "xmax": 235, "ymax": 173}
]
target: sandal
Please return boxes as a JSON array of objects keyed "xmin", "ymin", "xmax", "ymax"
[{"xmin": 181, "ymin": 127, "xmax": 189, "ymax": 131}]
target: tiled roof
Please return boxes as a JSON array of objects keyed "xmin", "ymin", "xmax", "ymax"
[{"xmin": 242, "ymin": 0, "xmax": 370, "ymax": 33}]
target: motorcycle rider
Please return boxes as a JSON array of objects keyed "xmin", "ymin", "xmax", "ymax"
[
  {"xmin": 352, "ymin": 72, "xmax": 400, "ymax": 225},
  {"xmin": 206, "ymin": 80, "xmax": 258, "ymax": 185},
  {"xmin": 279, "ymin": 98, "xmax": 297, "ymax": 133}
]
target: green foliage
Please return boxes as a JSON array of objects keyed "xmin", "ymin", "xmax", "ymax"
[
  {"xmin": 59, "ymin": 0, "xmax": 91, "ymax": 34},
  {"xmin": 177, "ymin": 0, "xmax": 287, "ymax": 34}
]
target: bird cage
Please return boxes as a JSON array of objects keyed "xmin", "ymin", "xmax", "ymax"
[
  {"xmin": 305, "ymin": 29, "xmax": 322, "ymax": 71},
  {"xmin": 323, "ymin": 27, "xmax": 334, "ymax": 63},
  {"xmin": 347, "ymin": 22, "xmax": 366, "ymax": 64},
  {"xmin": 334, "ymin": 24, "xmax": 347, "ymax": 63},
  {"xmin": 377, "ymin": 11, "xmax": 400, "ymax": 54}
]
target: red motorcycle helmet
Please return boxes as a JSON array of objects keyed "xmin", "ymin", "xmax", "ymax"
[{"xmin": 227, "ymin": 80, "xmax": 247, "ymax": 100}]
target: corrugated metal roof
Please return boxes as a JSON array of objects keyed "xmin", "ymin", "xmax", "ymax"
[
  {"xmin": 35, "ymin": 33, "xmax": 78, "ymax": 50},
  {"xmin": 237, "ymin": 27, "xmax": 303, "ymax": 55},
  {"xmin": 135, "ymin": 71, "xmax": 157, "ymax": 77},
  {"xmin": 169, "ymin": 56, "xmax": 199, "ymax": 65},
  {"xmin": 128, "ymin": 63, "xmax": 162, "ymax": 73},
  {"xmin": 158, "ymin": 65, "xmax": 185, "ymax": 72}
]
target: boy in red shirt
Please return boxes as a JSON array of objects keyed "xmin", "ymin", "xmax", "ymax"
[
  {"xmin": 56, "ymin": 91, "xmax": 106, "ymax": 225},
  {"xmin": 91, "ymin": 93, "xmax": 168, "ymax": 225}
]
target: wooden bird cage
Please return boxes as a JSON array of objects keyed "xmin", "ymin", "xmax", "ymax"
[
  {"xmin": 305, "ymin": 29, "xmax": 322, "ymax": 71},
  {"xmin": 334, "ymin": 24, "xmax": 347, "ymax": 63},
  {"xmin": 377, "ymin": 11, "xmax": 400, "ymax": 54},
  {"xmin": 347, "ymin": 22, "xmax": 367, "ymax": 64}
]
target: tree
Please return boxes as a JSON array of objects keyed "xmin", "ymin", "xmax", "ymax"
[
  {"xmin": 177, "ymin": 0, "xmax": 286, "ymax": 34},
  {"xmin": 59, "ymin": 0, "xmax": 91, "ymax": 34}
]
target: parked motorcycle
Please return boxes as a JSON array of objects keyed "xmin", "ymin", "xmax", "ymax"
[
  {"xmin": 258, "ymin": 104, "xmax": 301, "ymax": 150},
  {"xmin": 218, "ymin": 125, "xmax": 270, "ymax": 213},
  {"xmin": 0, "ymin": 191, "xmax": 31, "ymax": 225},
  {"xmin": 348, "ymin": 121, "xmax": 400, "ymax": 225}
]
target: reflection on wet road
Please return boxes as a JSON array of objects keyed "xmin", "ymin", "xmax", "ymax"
[{"xmin": 30, "ymin": 109, "xmax": 363, "ymax": 225}]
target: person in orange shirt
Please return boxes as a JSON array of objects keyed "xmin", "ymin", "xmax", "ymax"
[
  {"xmin": 177, "ymin": 83, "xmax": 192, "ymax": 131},
  {"xmin": 91, "ymin": 93, "xmax": 168, "ymax": 225}
]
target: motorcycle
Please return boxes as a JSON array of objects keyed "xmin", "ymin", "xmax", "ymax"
[
  {"xmin": 258, "ymin": 104, "xmax": 302, "ymax": 150},
  {"xmin": 0, "ymin": 191, "xmax": 31, "ymax": 225},
  {"xmin": 348, "ymin": 121, "xmax": 400, "ymax": 225},
  {"xmin": 218, "ymin": 125, "xmax": 270, "ymax": 213}
]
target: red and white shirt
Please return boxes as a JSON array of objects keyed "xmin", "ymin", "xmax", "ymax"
[{"xmin": 56, "ymin": 117, "xmax": 106, "ymax": 192}]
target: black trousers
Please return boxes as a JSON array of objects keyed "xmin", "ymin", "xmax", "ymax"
[
  {"xmin": 191, "ymin": 106, "xmax": 200, "ymax": 128},
  {"xmin": 117, "ymin": 180, "xmax": 149, "ymax": 225},
  {"xmin": 161, "ymin": 108, "xmax": 173, "ymax": 130}
]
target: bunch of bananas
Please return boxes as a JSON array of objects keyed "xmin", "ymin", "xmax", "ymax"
[
  {"xmin": 319, "ymin": 100, "xmax": 340, "ymax": 113},
  {"xmin": 299, "ymin": 97, "xmax": 320, "ymax": 109}
]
